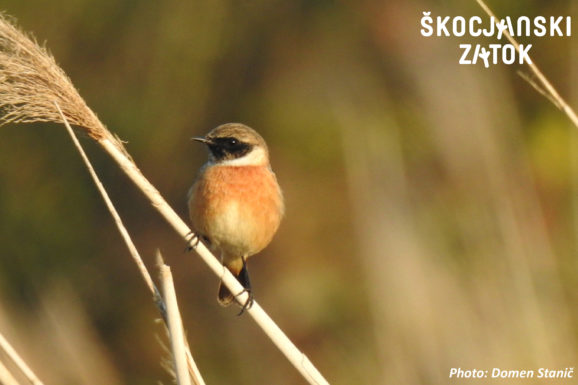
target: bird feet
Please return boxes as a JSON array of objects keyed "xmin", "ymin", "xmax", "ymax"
[
  {"xmin": 184, "ymin": 231, "xmax": 200, "ymax": 252},
  {"xmin": 236, "ymin": 288, "xmax": 254, "ymax": 316}
]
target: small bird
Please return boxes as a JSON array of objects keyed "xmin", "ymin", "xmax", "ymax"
[{"xmin": 187, "ymin": 123, "xmax": 284, "ymax": 308}]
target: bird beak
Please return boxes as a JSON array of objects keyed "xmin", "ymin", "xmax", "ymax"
[{"xmin": 191, "ymin": 136, "xmax": 211, "ymax": 144}]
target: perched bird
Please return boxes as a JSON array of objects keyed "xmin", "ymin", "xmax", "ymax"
[{"xmin": 187, "ymin": 123, "xmax": 284, "ymax": 308}]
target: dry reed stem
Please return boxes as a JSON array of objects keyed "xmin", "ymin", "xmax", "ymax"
[
  {"xmin": 158, "ymin": 253, "xmax": 198, "ymax": 385},
  {"xmin": 0, "ymin": 359, "xmax": 20, "ymax": 385},
  {"xmin": 0, "ymin": 332, "xmax": 44, "ymax": 385},
  {"xmin": 56, "ymin": 101, "xmax": 160, "ymax": 300},
  {"xmin": 0, "ymin": 14, "xmax": 329, "ymax": 385},
  {"xmin": 476, "ymin": 0, "xmax": 578, "ymax": 129},
  {"xmin": 58, "ymin": 103, "xmax": 205, "ymax": 383}
]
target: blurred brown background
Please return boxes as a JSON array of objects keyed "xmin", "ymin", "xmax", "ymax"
[{"xmin": 0, "ymin": 0, "xmax": 577, "ymax": 384}]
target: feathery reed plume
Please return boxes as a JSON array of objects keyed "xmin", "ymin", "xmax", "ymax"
[
  {"xmin": 0, "ymin": 13, "xmax": 330, "ymax": 385},
  {"xmin": 0, "ymin": 13, "xmax": 104, "ymax": 137}
]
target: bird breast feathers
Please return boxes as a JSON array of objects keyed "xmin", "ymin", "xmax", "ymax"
[{"xmin": 190, "ymin": 165, "xmax": 283, "ymax": 256}]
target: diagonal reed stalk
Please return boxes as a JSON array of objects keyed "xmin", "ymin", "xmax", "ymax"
[
  {"xmin": 0, "ymin": 360, "xmax": 20, "ymax": 385},
  {"xmin": 0, "ymin": 331, "xmax": 45, "ymax": 385},
  {"xmin": 0, "ymin": 13, "xmax": 329, "ymax": 385},
  {"xmin": 58, "ymin": 102, "xmax": 205, "ymax": 385},
  {"xmin": 476, "ymin": 0, "xmax": 578, "ymax": 129}
]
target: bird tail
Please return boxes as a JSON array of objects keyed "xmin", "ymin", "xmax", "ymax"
[
  {"xmin": 217, "ymin": 260, "xmax": 251, "ymax": 307},
  {"xmin": 217, "ymin": 281, "xmax": 235, "ymax": 306}
]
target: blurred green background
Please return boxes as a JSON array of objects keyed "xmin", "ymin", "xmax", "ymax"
[{"xmin": 0, "ymin": 0, "xmax": 577, "ymax": 384}]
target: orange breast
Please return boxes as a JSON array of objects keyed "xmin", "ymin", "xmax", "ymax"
[{"xmin": 188, "ymin": 165, "xmax": 284, "ymax": 258}]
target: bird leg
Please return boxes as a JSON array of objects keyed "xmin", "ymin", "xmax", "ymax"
[{"xmin": 236, "ymin": 256, "xmax": 254, "ymax": 315}]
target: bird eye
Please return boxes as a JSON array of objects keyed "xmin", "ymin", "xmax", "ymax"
[{"xmin": 210, "ymin": 136, "xmax": 250, "ymax": 159}]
